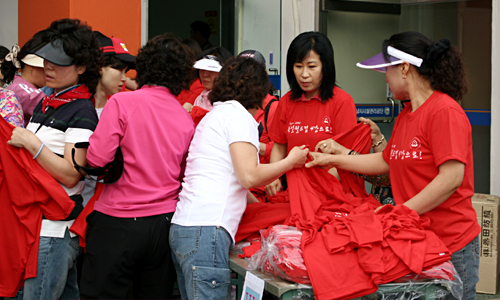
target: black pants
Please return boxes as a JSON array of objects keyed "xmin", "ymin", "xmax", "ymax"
[{"xmin": 80, "ymin": 211, "xmax": 176, "ymax": 299}]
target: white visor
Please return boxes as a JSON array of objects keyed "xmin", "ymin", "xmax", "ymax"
[
  {"xmin": 356, "ymin": 46, "xmax": 423, "ymax": 73},
  {"xmin": 193, "ymin": 56, "xmax": 222, "ymax": 72}
]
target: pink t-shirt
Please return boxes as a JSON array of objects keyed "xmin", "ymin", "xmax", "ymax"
[
  {"xmin": 87, "ymin": 85, "xmax": 195, "ymax": 218},
  {"xmin": 193, "ymin": 89, "xmax": 213, "ymax": 111},
  {"xmin": 7, "ymin": 75, "xmax": 44, "ymax": 126}
]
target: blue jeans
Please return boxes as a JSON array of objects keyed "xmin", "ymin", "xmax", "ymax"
[
  {"xmin": 446, "ymin": 235, "xmax": 480, "ymax": 300},
  {"xmin": 169, "ymin": 224, "xmax": 232, "ymax": 300},
  {"xmin": 17, "ymin": 228, "xmax": 81, "ymax": 300}
]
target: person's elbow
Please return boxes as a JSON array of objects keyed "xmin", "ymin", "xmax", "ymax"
[
  {"xmin": 441, "ymin": 161, "xmax": 465, "ymax": 193},
  {"xmin": 60, "ymin": 172, "xmax": 82, "ymax": 189}
]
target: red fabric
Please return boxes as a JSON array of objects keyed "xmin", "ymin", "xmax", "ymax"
[
  {"xmin": 258, "ymin": 226, "xmax": 310, "ymax": 284},
  {"xmin": 382, "ymin": 91, "xmax": 480, "ymax": 253},
  {"xmin": 239, "ymin": 241, "xmax": 261, "ymax": 258},
  {"xmin": 190, "ymin": 105, "xmax": 209, "ymax": 127},
  {"xmin": 253, "ymin": 94, "xmax": 279, "ymax": 164},
  {"xmin": 69, "ymin": 183, "xmax": 104, "ymax": 249},
  {"xmin": 236, "ymin": 123, "xmax": 452, "ymax": 300},
  {"xmin": 268, "ymin": 87, "xmax": 357, "ymax": 153},
  {"xmin": 0, "ymin": 118, "xmax": 75, "ymax": 297},
  {"xmin": 176, "ymin": 79, "xmax": 204, "ymax": 106},
  {"xmin": 235, "ymin": 202, "xmax": 291, "ymax": 243},
  {"xmin": 42, "ymin": 85, "xmax": 92, "ymax": 113}
]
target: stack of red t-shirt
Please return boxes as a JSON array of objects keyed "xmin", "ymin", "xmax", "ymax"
[{"xmin": 236, "ymin": 123, "xmax": 453, "ymax": 300}]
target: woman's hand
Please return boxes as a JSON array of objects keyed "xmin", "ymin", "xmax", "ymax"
[
  {"xmin": 315, "ymin": 139, "xmax": 350, "ymax": 155},
  {"xmin": 265, "ymin": 178, "xmax": 282, "ymax": 197},
  {"xmin": 285, "ymin": 145, "xmax": 309, "ymax": 169},
  {"xmin": 305, "ymin": 152, "xmax": 338, "ymax": 169},
  {"xmin": 183, "ymin": 102, "xmax": 193, "ymax": 113},
  {"xmin": 8, "ymin": 127, "xmax": 40, "ymax": 152},
  {"xmin": 359, "ymin": 117, "xmax": 386, "ymax": 152}
]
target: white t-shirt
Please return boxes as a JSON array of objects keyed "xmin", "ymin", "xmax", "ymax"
[{"xmin": 172, "ymin": 100, "xmax": 259, "ymax": 243}]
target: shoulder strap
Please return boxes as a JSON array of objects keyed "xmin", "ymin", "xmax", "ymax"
[{"xmin": 264, "ymin": 97, "xmax": 278, "ymax": 135}]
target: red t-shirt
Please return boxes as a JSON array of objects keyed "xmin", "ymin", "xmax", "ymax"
[
  {"xmin": 268, "ymin": 87, "xmax": 357, "ymax": 152},
  {"xmin": 254, "ymin": 94, "xmax": 279, "ymax": 163},
  {"xmin": 176, "ymin": 79, "xmax": 204, "ymax": 105},
  {"xmin": 0, "ymin": 118, "xmax": 75, "ymax": 297},
  {"xmin": 382, "ymin": 90, "xmax": 480, "ymax": 253}
]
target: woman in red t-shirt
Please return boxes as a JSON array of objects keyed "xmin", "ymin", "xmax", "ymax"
[
  {"xmin": 266, "ymin": 31, "xmax": 358, "ymax": 196},
  {"xmin": 306, "ymin": 31, "xmax": 479, "ymax": 300}
]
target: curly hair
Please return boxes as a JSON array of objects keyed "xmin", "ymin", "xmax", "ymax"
[
  {"xmin": 1, "ymin": 31, "xmax": 44, "ymax": 84},
  {"xmin": 40, "ymin": 18, "xmax": 104, "ymax": 92},
  {"xmin": 384, "ymin": 31, "xmax": 468, "ymax": 101},
  {"xmin": 286, "ymin": 31, "xmax": 336, "ymax": 102},
  {"xmin": 209, "ymin": 56, "xmax": 271, "ymax": 110},
  {"xmin": 135, "ymin": 33, "xmax": 194, "ymax": 96}
]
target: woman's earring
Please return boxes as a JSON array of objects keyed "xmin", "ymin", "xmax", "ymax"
[{"xmin": 403, "ymin": 75, "xmax": 406, "ymax": 79}]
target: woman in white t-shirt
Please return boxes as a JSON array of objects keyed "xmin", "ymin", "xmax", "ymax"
[{"xmin": 170, "ymin": 56, "xmax": 309, "ymax": 300}]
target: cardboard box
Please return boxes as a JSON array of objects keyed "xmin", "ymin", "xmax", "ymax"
[{"xmin": 472, "ymin": 193, "xmax": 500, "ymax": 294}]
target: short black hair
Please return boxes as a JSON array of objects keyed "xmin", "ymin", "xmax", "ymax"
[
  {"xmin": 286, "ymin": 31, "xmax": 336, "ymax": 102},
  {"xmin": 209, "ymin": 56, "xmax": 271, "ymax": 110},
  {"xmin": 104, "ymin": 55, "xmax": 128, "ymax": 71},
  {"xmin": 190, "ymin": 21, "xmax": 211, "ymax": 40},
  {"xmin": 135, "ymin": 33, "xmax": 194, "ymax": 96},
  {"xmin": 40, "ymin": 18, "xmax": 104, "ymax": 92},
  {"xmin": 0, "ymin": 31, "xmax": 44, "ymax": 84}
]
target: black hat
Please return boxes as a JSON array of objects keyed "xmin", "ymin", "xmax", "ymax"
[
  {"xmin": 238, "ymin": 50, "xmax": 266, "ymax": 65},
  {"xmin": 94, "ymin": 31, "xmax": 136, "ymax": 69},
  {"xmin": 30, "ymin": 39, "xmax": 74, "ymax": 66}
]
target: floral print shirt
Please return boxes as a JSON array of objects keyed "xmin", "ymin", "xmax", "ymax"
[{"xmin": 0, "ymin": 88, "xmax": 24, "ymax": 127}]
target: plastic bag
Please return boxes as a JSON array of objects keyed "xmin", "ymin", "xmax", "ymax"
[{"xmin": 247, "ymin": 225, "xmax": 311, "ymax": 285}]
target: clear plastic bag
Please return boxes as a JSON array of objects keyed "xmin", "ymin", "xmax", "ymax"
[
  {"xmin": 247, "ymin": 226, "xmax": 462, "ymax": 299},
  {"xmin": 247, "ymin": 225, "xmax": 311, "ymax": 284}
]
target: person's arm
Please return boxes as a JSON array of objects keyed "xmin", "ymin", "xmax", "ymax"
[
  {"xmin": 125, "ymin": 77, "xmax": 138, "ymax": 91},
  {"xmin": 305, "ymin": 151, "xmax": 390, "ymax": 175},
  {"xmin": 8, "ymin": 127, "xmax": 85, "ymax": 187},
  {"xmin": 247, "ymin": 190, "xmax": 260, "ymax": 204},
  {"xmin": 264, "ymin": 142, "xmax": 287, "ymax": 196},
  {"xmin": 403, "ymin": 160, "xmax": 464, "ymax": 215},
  {"xmin": 230, "ymin": 142, "xmax": 308, "ymax": 189}
]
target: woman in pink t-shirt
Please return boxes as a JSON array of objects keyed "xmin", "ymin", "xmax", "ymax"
[
  {"xmin": 3, "ymin": 34, "xmax": 46, "ymax": 126},
  {"xmin": 307, "ymin": 31, "xmax": 479, "ymax": 300}
]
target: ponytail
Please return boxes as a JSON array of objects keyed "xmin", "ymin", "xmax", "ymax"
[{"xmin": 388, "ymin": 32, "xmax": 468, "ymax": 101}]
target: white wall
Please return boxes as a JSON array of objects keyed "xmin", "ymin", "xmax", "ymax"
[
  {"xmin": 491, "ymin": 1, "xmax": 500, "ymax": 196},
  {"xmin": 0, "ymin": 0, "xmax": 19, "ymax": 48},
  {"xmin": 281, "ymin": 0, "xmax": 317, "ymax": 94},
  {"xmin": 236, "ymin": 0, "xmax": 281, "ymax": 78},
  {"xmin": 327, "ymin": 10, "xmax": 399, "ymax": 104}
]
